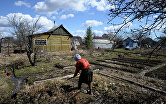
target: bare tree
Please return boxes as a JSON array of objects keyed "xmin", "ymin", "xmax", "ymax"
[
  {"xmin": 131, "ymin": 29, "xmax": 149, "ymax": 48},
  {"xmin": 104, "ymin": 32, "xmax": 124, "ymax": 49},
  {"xmin": 149, "ymin": 33, "xmax": 166, "ymax": 58},
  {"xmin": 108, "ymin": 0, "xmax": 166, "ymax": 56},
  {"xmin": 108, "ymin": 0, "xmax": 166, "ymax": 32},
  {"xmin": 7, "ymin": 14, "xmax": 42, "ymax": 66}
]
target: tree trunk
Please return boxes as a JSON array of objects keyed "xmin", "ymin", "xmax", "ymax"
[
  {"xmin": 26, "ymin": 37, "xmax": 37, "ymax": 66},
  {"xmin": 27, "ymin": 52, "xmax": 35, "ymax": 66},
  {"xmin": 20, "ymin": 45, "xmax": 22, "ymax": 53},
  {"xmin": 148, "ymin": 39, "xmax": 166, "ymax": 58}
]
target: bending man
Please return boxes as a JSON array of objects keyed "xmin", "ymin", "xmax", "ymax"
[{"xmin": 73, "ymin": 54, "xmax": 93, "ymax": 95}]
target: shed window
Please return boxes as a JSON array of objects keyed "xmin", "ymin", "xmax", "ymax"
[{"xmin": 35, "ymin": 39, "xmax": 47, "ymax": 45}]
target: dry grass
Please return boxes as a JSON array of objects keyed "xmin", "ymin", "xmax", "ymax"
[
  {"xmin": 2, "ymin": 79, "xmax": 96, "ymax": 104},
  {"xmin": 0, "ymin": 73, "xmax": 13, "ymax": 103},
  {"xmin": 0, "ymin": 49, "xmax": 166, "ymax": 103},
  {"xmin": 92, "ymin": 74, "xmax": 162, "ymax": 104}
]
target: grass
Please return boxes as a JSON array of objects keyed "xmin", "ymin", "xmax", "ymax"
[
  {"xmin": 15, "ymin": 62, "xmax": 54, "ymax": 76},
  {"xmin": 0, "ymin": 49, "xmax": 166, "ymax": 103},
  {"xmin": 113, "ymin": 49, "xmax": 134, "ymax": 52},
  {"xmin": 0, "ymin": 72, "xmax": 14, "ymax": 103}
]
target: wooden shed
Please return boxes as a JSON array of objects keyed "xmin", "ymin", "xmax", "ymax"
[{"xmin": 29, "ymin": 25, "xmax": 73, "ymax": 52}]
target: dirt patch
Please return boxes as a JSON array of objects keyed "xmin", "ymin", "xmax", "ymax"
[
  {"xmin": 92, "ymin": 74, "xmax": 164, "ymax": 104},
  {"xmin": 91, "ymin": 61, "xmax": 141, "ymax": 73},
  {"xmin": 1, "ymin": 80, "xmax": 96, "ymax": 104},
  {"xmin": 145, "ymin": 65, "xmax": 166, "ymax": 80},
  {"xmin": 97, "ymin": 59, "xmax": 145, "ymax": 69},
  {"xmin": 110, "ymin": 58, "xmax": 162, "ymax": 67},
  {"xmin": 1, "ymin": 50, "xmax": 166, "ymax": 104}
]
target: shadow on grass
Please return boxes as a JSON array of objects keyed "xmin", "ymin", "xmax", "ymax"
[{"xmin": 61, "ymin": 85, "xmax": 78, "ymax": 92}]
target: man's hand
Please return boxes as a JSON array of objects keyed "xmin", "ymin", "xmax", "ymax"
[{"xmin": 73, "ymin": 73, "xmax": 77, "ymax": 77}]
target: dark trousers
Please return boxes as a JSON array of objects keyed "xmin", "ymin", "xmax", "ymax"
[{"xmin": 78, "ymin": 68, "xmax": 93, "ymax": 89}]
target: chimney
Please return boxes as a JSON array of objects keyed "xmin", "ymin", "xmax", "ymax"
[{"xmin": 53, "ymin": 21, "xmax": 57, "ymax": 28}]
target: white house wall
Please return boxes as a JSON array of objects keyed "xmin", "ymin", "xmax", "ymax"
[
  {"xmin": 93, "ymin": 39, "xmax": 110, "ymax": 43},
  {"xmin": 92, "ymin": 39, "xmax": 113, "ymax": 49},
  {"xmin": 93, "ymin": 43, "xmax": 113, "ymax": 49}
]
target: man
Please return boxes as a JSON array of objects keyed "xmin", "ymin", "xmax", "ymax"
[{"xmin": 73, "ymin": 54, "xmax": 93, "ymax": 95}]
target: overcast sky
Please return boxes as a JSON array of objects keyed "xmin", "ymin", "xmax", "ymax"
[{"xmin": 0, "ymin": 0, "xmax": 164, "ymax": 39}]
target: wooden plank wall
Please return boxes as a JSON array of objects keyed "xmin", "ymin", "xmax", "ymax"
[{"xmin": 32, "ymin": 35, "xmax": 71, "ymax": 52}]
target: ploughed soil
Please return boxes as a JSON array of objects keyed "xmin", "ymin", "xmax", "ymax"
[
  {"xmin": 0, "ymin": 51, "xmax": 166, "ymax": 104},
  {"xmin": 1, "ymin": 74, "xmax": 165, "ymax": 104},
  {"xmin": 145, "ymin": 65, "xmax": 166, "ymax": 80}
]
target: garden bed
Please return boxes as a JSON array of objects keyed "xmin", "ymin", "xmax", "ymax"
[{"xmin": 145, "ymin": 65, "xmax": 166, "ymax": 80}]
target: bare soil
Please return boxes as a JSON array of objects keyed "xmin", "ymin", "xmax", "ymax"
[
  {"xmin": 0, "ymin": 50, "xmax": 166, "ymax": 104},
  {"xmin": 145, "ymin": 65, "xmax": 166, "ymax": 80}
]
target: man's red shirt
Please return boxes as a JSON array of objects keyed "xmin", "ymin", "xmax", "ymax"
[{"xmin": 74, "ymin": 58, "xmax": 91, "ymax": 75}]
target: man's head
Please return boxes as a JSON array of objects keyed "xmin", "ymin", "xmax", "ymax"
[{"xmin": 74, "ymin": 54, "xmax": 81, "ymax": 61}]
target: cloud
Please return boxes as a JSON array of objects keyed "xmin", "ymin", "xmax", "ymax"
[
  {"xmin": 104, "ymin": 22, "xmax": 133, "ymax": 31},
  {"xmin": 89, "ymin": 0, "xmax": 114, "ymax": 11},
  {"xmin": 52, "ymin": 16, "xmax": 56, "ymax": 19},
  {"xmin": 94, "ymin": 30, "xmax": 103, "ymax": 35},
  {"xmin": 0, "ymin": 32, "xmax": 12, "ymax": 37},
  {"xmin": 33, "ymin": 0, "xmax": 113, "ymax": 15},
  {"xmin": 0, "ymin": 13, "xmax": 54, "ymax": 36},
  {"xmin": 72, "ymin": 30, "xmax": 86, "ymax": 38},
  {"xmin": 14, "ymin": 1, "xmax": 31, "ymax": 8},
  {"xmin": 83, "ymin": 20, "xmax": 103, "ymax": 27},
  {"xmin": 60, "ymin": 14, "xmax": 74, "ymax": 20},
  {"xmin": 33, "ymin": 0, "xmax": 88, "ymax": 16},
  {"xmin": 0, "ymin": 16, "xmax": 10, "ymax": 27},
  {"xmin": 153, "ymin": 15, "xmax": 159, "ymax": 18},
  {"xmin": 0, "ymin": 27, "xmax": 10, "ymax": 32}
]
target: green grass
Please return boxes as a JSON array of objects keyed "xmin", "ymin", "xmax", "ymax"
[
  {"xmin": 36, "ymin": 58, "xmax": 44, "ymax": 62},
  {"xmin": 113, "ymin": 49, "xmax": 135, "ymax": 52},
  {"xmin": 15, "ymin": 62, "xmax": 54, "ymax": 76}
]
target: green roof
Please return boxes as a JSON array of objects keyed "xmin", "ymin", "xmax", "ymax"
[{"xmin": 29, "ymin": 24, "xmax": 73, "ymax": 37}]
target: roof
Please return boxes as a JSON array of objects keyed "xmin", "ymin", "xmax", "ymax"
[
  {"xmin": 93, "ymin": 36, "xmax": 103, "ymax": 39},
  {"xmin": 29, "ymin": 24, "xmax": 73, "ymax": 37},
  {"xmin": 72, "ymin": 36, "xmax": 82, "ymax": 39},
  {"xmin": 124, "ymin": 37, "xmax": 138, "ymax": 42}
]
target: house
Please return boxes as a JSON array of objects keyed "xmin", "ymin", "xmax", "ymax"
[
  {"xmin": 71, "ymin": 36, "xmax": 82, "ymax": 50},
  {"xmin": 123, "ymin": 37, "xmax": 138, "ymax": 50},
  {"xmin": 92, "ymin": 36, "xmax": 113, "ymax": 49},
  {"xmin": 29, "ymin": 25, "xmax": 73, "ymax": 52}
]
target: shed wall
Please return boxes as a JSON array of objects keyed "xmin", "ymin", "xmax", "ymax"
[{"xmin": 32, "ymin": 35, "xmax": 71, "ymax": 52}]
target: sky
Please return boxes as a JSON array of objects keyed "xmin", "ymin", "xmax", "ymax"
[{"xmin": 0, "ymin": 0, "xmax": 165, "ymax": 39}]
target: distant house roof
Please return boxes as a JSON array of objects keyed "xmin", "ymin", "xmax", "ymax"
[
  {"xmin": 29, "ymin": 24, "xmax": 73, "ymax": 37},
  {"xmin": 93, "ymin": 36, "xmax": 103, "ymax": 39},
  {"xmin": 124, "ymin": 37, "xmax": 138, "ymax": 43},
  {"xmin": 71, "ymin": 36, "xmax": 82, "ymax": 40}
]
